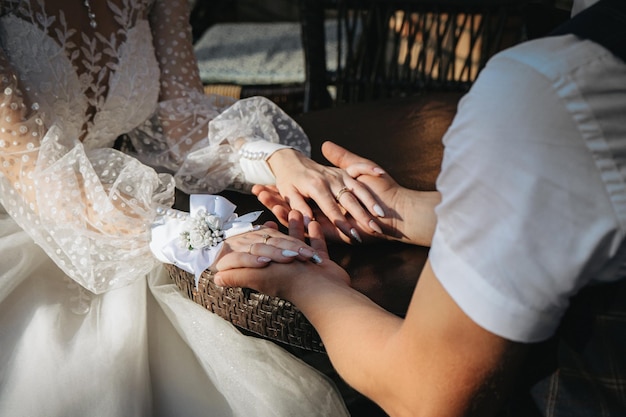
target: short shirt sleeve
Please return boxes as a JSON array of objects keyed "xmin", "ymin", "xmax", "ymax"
[{"xmin": 429, "ymin": 35, "xmax": 626, "ymax": 343}]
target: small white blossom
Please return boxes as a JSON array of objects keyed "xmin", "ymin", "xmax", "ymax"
[
  {"xmin": 180, "ymin": 209, "xmax": 225, "ymax": 250},
  {"xmin": 206, "ymin": 214, "xmax": 222, "ymax": 230}
]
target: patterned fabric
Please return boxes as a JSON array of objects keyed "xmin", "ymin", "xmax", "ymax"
[
  {"xmin": 506, "ymin": 278, "xmax": 626, "ymax": 417},
  {"xmin": 534, "ymin": 280, "xmax": 626, "ymax": 416},
  {"xmin": 0, "ymin": 0, "xmax": 309, "ymax": 293}
]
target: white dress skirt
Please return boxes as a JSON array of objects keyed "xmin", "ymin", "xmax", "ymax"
[
  {"xmin": 0, "ymin": 0, "xmax": 348, "ymax": 415},
  {"xmin": 0, "ymin": 206, "xmax": 349, "ymax": 416}
]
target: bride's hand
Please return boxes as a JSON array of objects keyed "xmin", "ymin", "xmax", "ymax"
[
  {"xmin": 252, "ymin": 184, "xmax": 382, "ymax": 244},
  {"xmin": 266, "ymin": 146, "xmax": 385, "ymax": 243},
  {"xmin": 214, "ymin": 211, "xmax": 350, "ymax": 296},
  {"xmin": 213, "ymin": 222, "xmax": 322, "ymax": 271}
]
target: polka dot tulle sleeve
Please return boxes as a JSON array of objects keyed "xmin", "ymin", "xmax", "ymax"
[
  {"xmin": 0, "ymin": 0, "xmax": 310, "ymax": 293},
  {"xmin": 0, "ymin": 45, "xmax": 175, "ymax": 294},
  {"xmin": 128, "ymin": 0, "xmax": 310, "ymax": 194}
]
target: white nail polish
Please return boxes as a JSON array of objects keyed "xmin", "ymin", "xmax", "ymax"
[
  {"xmin": 282, "ymin": 250, "xmax": 299, "ymax": 257},
  {"xmin": 350, "ymin": 228, "xmax": 362, "ymax": 243},
  {"xmin": 373, "ymin": 204, "xmax": 385, "ymax": 217},
  {"xmin": 311, "ymin": 254, "xmax": 323, "ymax": 264}
]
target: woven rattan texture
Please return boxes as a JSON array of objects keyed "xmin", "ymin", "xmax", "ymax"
[
  {"xmin": 203, "ymin": 84, "xmax": 243, "ymax": 99},
  {"xmin": 166, "ymin": 264, "xmax": 325, "ymax": 353}
]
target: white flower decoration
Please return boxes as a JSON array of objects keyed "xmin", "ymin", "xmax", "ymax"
[
  {"xmin": 180, "ymin": 209, "xmax": 226, "ymax": 250},
  {"xmin": 150, "ymin": 194, "xmax": 263, "ymax": 286}
]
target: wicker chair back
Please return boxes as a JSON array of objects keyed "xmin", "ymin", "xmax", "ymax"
[{"xmin": 299, "ymin": 0, "xmax": 529, "ymax": 111}]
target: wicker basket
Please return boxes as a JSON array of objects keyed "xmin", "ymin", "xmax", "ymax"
[{"xmin": 165, "ymin": 264, "xmax": 325, "ymax": 353}]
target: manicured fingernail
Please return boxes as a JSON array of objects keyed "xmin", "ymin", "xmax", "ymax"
[
  {"xmin": 282, "ymin": 250, "xmax": 299, "ymax": 257},
  {"xmin": 350, "ymin": 228, "xmax": 362, "ymax": 243},
  {"xmin": 299, "ymin": 247, "xmax": 314, "ymax": 257},
  {"xmin": 299, "ymin": 247, "xmax": 323, "ymax": 264},
  {"xmin": 258, "ymin": 256, "xmax": 271, "ymax": 263},
  {"xmin": 252, "ymin": 225, "xmax": 262, "ymax": 230},
  {"xmin": 304, "ymin": 216, "xmax": 312, "ymax": 227},
  {"xmin": 373, "ymin": 167, "xmax": 385, "ymax": 175},
  {"xmin": 369, "ymin": 219, "xmax": 383, "ymax": 234},
  {"xmin": 373, "ymin": 204, "xmax": 385, "ymax": 217}
]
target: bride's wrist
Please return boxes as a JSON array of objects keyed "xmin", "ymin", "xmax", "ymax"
[
  {"xmin": 238, "ymin": 141, "xmax": 294, "ymax": 185},
  {"xmin": 266, "ymin": 148, "xmax": 300, "ymax": 171}
]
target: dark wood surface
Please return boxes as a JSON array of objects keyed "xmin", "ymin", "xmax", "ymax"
[{"xmin": 302, "ymin": 92, "xmax": 462, "ymax": 192}]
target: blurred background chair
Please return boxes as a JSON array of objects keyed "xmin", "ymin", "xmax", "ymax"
[
  {"xmin": 188, "ymin": 0, "xmax": 568, "ymax": 115},
  {"xmin": 298, "ymin": 0, "xmax": 531, "ymax": 111}
]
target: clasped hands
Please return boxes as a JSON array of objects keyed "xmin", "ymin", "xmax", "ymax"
[
  {"xmin": 262, "ymin": 141, "xmax": 408, "ymax": 244},
  {"xmin": 263, "ymin": 141, "xmax": 403, "ymax": 244},
  {"xmin": 212, "ymin": 141, "xmax": 408, "ymax": 297},
  {"xmin": 213, "ymin": 210, "xmax": 350, "ymax": 299}
]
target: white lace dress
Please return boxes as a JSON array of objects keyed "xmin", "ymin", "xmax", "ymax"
[{"xmin": 0, "ymin": 1, "xmax": 348, "ymax": 416}]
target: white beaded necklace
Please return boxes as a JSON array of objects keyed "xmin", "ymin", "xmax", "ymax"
[{"xmin": 83, "ymin": 0, "xmax": 97, "ymax": 29}]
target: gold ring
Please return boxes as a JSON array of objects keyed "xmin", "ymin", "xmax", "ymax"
[
  {"xmin": 247, "ymin": 243, "xmax": 254, "ymax": 254},
  {"xmin": 262, "ymin": 234, "xmax": 271, "ymax": 244},
  {"xmin": 334, "ymin": 186, "xmax": 350, "ymax": 202}
]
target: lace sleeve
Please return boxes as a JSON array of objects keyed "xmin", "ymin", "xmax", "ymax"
[
  {"xmin": 0, "ymin": 45, "xmax": 175, "ymax": 295},
  {"xmin": 129, "ymin": 0, "xmax": 310, "ymax": 194}
]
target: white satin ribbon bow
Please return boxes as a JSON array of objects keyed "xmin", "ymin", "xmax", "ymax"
[{"xmin": 150, "ymin": 194, "xmax": 263, "ymax": 286}]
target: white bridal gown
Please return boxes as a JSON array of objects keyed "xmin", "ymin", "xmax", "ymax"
[{"xmin": 0, "ymin": 0, "xmax": 348, "ymax": 416}]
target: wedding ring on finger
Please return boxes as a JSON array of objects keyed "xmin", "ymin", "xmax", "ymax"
[
  {"xmin": 334, "ymin": 186, "xmax": 351, "ymax": 202},
  {"xmin": 247, "ymin": 243, "xmax": 254, "ymax": 254},
  {"xmin": 261, "ymin": 234, "xmax": 271, "ymax": 245}
]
